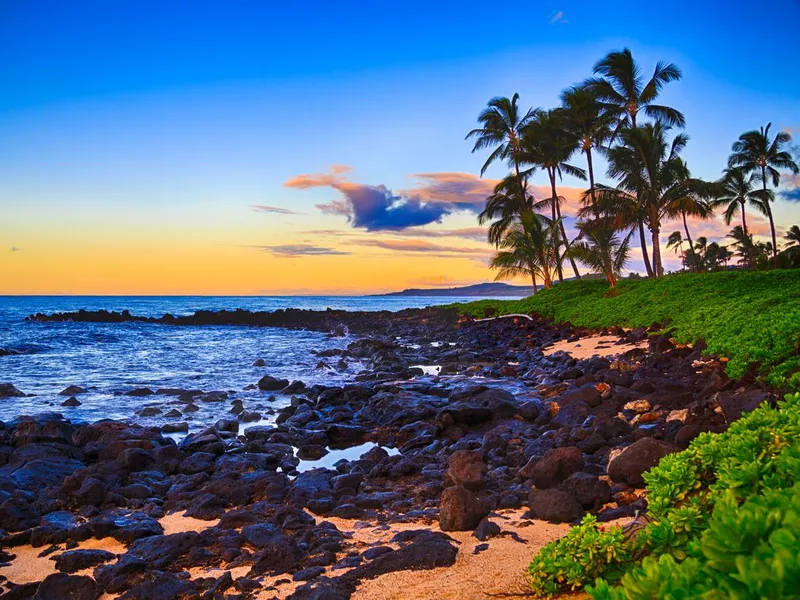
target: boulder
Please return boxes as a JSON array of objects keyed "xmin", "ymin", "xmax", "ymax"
[
  {"xmin": 59, "ymin": 385, "xmax": 88, "ymax": 396},
  {"xmin": 444, "ymin": 449, "xmax": 486, "ymax": 491},
  {"xmin": 34, "ymin": 573, "xmax": 100, "ymax": 600},
  {"xmin": 257, "ymin": 376, "xmax": 291, "ymax": 391},
  {"xmin": 53, "ymin": 549, "xmax": 116, "ymax": 573},
  {"xmin": 438, "ymin": 485, "xmax": 489, "ymax": 531},
  {"xmin": 607, "ymin": 437, "xmax": 680, "ymax": 486},
  {"xmin": 529, "ymin": 488, "xmax": 584, "ymax": 523},
  {"xmin": 0, "ymin": 383, "xmax": 26, "ymax": 398},
  {"xmin": 520, "ymin": 446, "xmax": 584, "ymax": 489}
]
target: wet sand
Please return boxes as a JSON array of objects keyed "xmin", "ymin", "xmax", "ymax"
[{"xmin": 544, "ymin": 335, "xmax": 645, "ymax": 360}]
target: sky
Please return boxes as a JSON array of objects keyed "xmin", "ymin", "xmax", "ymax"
[{"xmin": 2, "ymin": 0, "xmax": 799, "ymax": 295}]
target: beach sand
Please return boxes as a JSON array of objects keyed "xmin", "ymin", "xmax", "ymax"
[{"xmin": 544, "ymin": 335, "xmax": 645, "ymax": 360}]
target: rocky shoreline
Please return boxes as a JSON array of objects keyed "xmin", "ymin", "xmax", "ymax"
[{"xmin": 0, "ymin": 309, "xmax": 779, "ymax": 599}]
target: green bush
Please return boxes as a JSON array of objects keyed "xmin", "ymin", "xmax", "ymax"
[
  {"xmin": 527, "ymin": 392, "xmax": 800, "ymax": 597},
  {"xmin": 449, "ymin": 270, "xmax": 800, "ymax": 389}
]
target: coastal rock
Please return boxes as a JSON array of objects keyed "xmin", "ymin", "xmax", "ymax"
[
  {"xmin": 53, "ymin": 549, "xmax": 116, "ymax": 573},
  {"xmin": 520, "ymin": 446, "xmax": 584, "ymax": 489},
  {"xmin": 438, "ymin": 485, "xmax": 489, "ymax": 531},
  {"xmin": 0, "ymin": 382, "xmax": 26, "ymax": 398},
  {"xmin": 558, "ymin": 472, "xmax": 612, "ymax": 508},
  {"xmin": 529, "ymin": 488, "xmax": 584, "ymax": 523},
  {"xmin": 257, "ymin": 375, "xmax": 291, "ymax": 391},
  {"xmin": 608, "ymin": 437, "xmax": 680, "ymax": 486},
  {"xmin": 34, "ymin": 573, "xmax": 100, "ymax": 600},
  {"xmin": 61, "ymin": 397, "xmax": 82, "ymax": 407},
  {"xmin": 59, "ymin": 385, "xmax": 88, "ymax": 396},
  {"xmin": 444, "ymin": 449, "xmax": 486, "ymax": 491}
]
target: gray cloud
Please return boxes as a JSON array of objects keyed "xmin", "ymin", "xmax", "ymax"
[
  {"xmin": 10, "ymin": 247, "xmax": 21, "ymax": 252},
  {"xmin": 253, "ymin": 244, "xmax": 351, "ymax": 257},
  {"xmin": 251, "ymin": 205, "xmax": 303, "ymax": 215}
]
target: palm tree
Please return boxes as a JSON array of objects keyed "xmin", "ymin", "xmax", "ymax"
[
  {"xmin": 585, "ymin": 48, "xmax": 685, "ymax": 132},
  {"xmin": 595, "ymin": 123, "xmax": 714, "ymax": 277},
  {"xmin": 466, "ymin": 94, "xmax": 537, "ymax": 192},
  {"xmin": 566, "ymin": 218, "xmax": 632, "ymax": 287},
  {"xmin": 478, "ymin": 174, "xmax": 535, "ymax": 246},
  {"xmin": 785, "ymin": 225, "xmax": 800, "ymax": 248},
  {"xmin": 666, "ymin": 231, "xmax": 685, "ymax": 263},
  {"xmin": 490, "ymin": 212, "xmax": 562, "ymax": 291},
  {"xmin": 665, "ymin": 170, "xmax": 716, "ymax": 272},
  {"xmin": 728, "ymin": 226, "xmax": 760, "ymax": 268},
  {"xmin": 728, "ymin": 123, "xmax": 799, "ymax": 257},
  {"xmin": 559, "ymin": 86, "xmax": 615, "ymax": 210},
  {"xmin": 713, "ymin": 167, "xmax": 770, "ymax": 237},
  {"xmin": 522, "ymin": 109, "xmax": 586, "ymax": 280}
]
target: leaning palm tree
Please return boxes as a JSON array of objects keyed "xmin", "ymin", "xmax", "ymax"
[
  {"xmin": 559, "ymin": 86, "xmax": 615, "ymax": 210},
  {"xmin": 665, "ymin": 171, "xmax": 716, "ymax": 272},
  {"xmin": 712, "ymin": 167, "xmax": 770, "ymax": 237},
  {"xmin": 466, "ymin": 94, "xmax": 538, "ymax": 192},
  {"xmin": 666, "ymin": 231, "xmax": 685, "ymax": 263},
  {"xmin": 595, "ymin": 122, "xmax": 711, "ymax": 277},
  {"xmin": 728, "ymin": 225, "xmax": 757, "ymax": 268},
  {"xmin": 585, "ymin": 48, "xmax": 685, "ymax": 132},
  {"xmin": 522, "ymin": 109, "xmax": 585, "ymax": 280},
  {"xmin": 566, "ymin": 218, "xmax": 632, "ymax": 287},
  {"xmin": 490, "ymin": 212, "xmax": 562, "ymax": 291},
  {"xmin": 785, "ymin": 225, "xmax": 800, "ymax": 248},
  {"xmin": 728, "ymin": 123, "xmax": 799, "ymax": 256}
]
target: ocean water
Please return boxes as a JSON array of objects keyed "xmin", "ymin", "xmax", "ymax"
[{"xmin": 0, "ymin": 296, "xmax": 513, "ymax": 431}]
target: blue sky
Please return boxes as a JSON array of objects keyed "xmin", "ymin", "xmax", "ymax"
[{"xmin": 2, "ymin": 1, "xmax": 799, "ymax": 293}]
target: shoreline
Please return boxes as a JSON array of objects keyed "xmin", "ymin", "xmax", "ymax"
[{"xmin": 0, "ymin": 307, "xmax": 779, "ymax": 598}]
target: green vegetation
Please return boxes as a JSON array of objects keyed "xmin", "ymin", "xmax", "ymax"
[
  {"xmin": 527, "ymin": 392, "xmax": 800, "ymax": 598},
  {"xmin": 451, "ymin": 270, "xmax": 800, "ymax": 389}
]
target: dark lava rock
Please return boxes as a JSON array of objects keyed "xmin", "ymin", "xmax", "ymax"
[
  {"xmin": 33, "ymin": 573, "xmax": 100, "ymax": 599},
  {"xmin": 558, "ymin": 472, "xmax": 612, "ymax": 508},
  {"xmin": 473, "ymin": 519, "xmax": 501, "ymax": 541},
  {"xmin": 61, "ymin": 397, "xmax": 82, "ymax": 407},
  {"xmin": 125, "ymin": 387, "xmax": 155, "ymax": 397},
  {"xmin": 608, "ymin": 437, "xmax": 680, "ymax": 486},
  {"xmin": 0, "ymin": 382, "xmax": 26, "ymax": 398},
  {"xmin": 439, "ymin": 485, "xmax": 489, "ymax": 532},
  {"xmin": 520, "ymin": 446, "xmax": 584, "ymax": 489},
  {"xmin": 53, "ymin": 549, "xmax": 116, "ymax": 573},
  {"xmin": 74, "ymin": 478, "xmax": 106, "ymax": 507},
  {"xmin": 59, "ymin": 385, "xmax": 88, "ymax": 396},
  {"xmin": 293, "ymin": 566, "xmax": 325, "ymax": 582},
  {"xmin": 444, "ymin": 449, "xmax": 486, "ymax": 491},
  {"xmin": 258, "ymin": 375, "xmax": 291, "ymax": 391},
  {"xmin": 529, "ymin": 488, "xmax": 584, "ymax": 523}
]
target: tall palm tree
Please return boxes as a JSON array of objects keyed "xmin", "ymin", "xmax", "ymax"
[
  {"xmin": 466, "ymin": 94, "xmax": 538, "ymax": 192},
  {"xmin": 713, "ymin": 167, "xmax": 770, "ymax": 237},
  {"xmin": 559, "ymin": 86, "xmax": 615, "ymax": 211},
  {"xmin": 728, "ymin": 225, "xmax": 758, "ymax": 268},
  {"xmin": 522, "ymin": 109, "xmax": 586, "ymax": 280},
  {"xmin": 728, "ymin": 123, "xmax": 799, "ymax": 257},
  {"xmin": 595, "ymin": 122, "xmax": 709, "ymax": 277},
  {"xmin": 785, "ymin": 225, "xmax": 800, "ymax": 248},
  {"xmin": 566, "ymin": 218, "xmax": 632, "ymax": 287},
  {"xmin": 490, "ymin": 212, "xmax": 562, "ymax": 291},
  {"xmin": 585, "ymin": 48, "xmax": 685, "ymax": 132}
]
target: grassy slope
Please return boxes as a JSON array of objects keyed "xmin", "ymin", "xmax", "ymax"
[{"xmin": 450, "ymin": 270, "xmax": 800, "ymax": 389}]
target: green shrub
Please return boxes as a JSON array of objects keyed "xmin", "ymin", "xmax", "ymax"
[
  {"xmin": 449, "ymin": 270, "xmax": 800, "ymax": 389},
  {"xmin": 527, "ymin": 393, "xmax": 800, "ymax": 597}
]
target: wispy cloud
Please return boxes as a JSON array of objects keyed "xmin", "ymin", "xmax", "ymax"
[
  {"xmin": 779, "ymin": 173, "xmax": 800, "ymax": 202},
  {"xmin": 356, "ymin": 239, "xmax": 486, "ymax": 254},
  {"xmin": 549, "ymin": 10, "xmax": 568, "ymax": 24},
  {"xmin": 10, "ymin": 247, "xmax": 21, "ymax": 252},
  {"xmin": 252, "ymin": 244, "xmax": 351, "ymax": 257},
  {"xmin": 407, "ymin": 275, "xmax": 480, "ymax": 288},
  {"xmin": 392, "ymin": 226, "xmax": 489, "ymax": 242},
  {"xmin": 251, "ymin": 205, "xmax": 303, "ymax": 215}
]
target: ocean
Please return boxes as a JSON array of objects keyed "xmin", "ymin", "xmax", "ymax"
[{"xmin": 0, "ymin": 296, "xmax": 512, "ymax": 431}]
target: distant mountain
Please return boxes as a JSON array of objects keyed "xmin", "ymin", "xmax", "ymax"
[{"xmin": 374, "ymin": 282, "xmax": 532, "ymax": 297}]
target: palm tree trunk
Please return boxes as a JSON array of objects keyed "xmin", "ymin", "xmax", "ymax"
[
  {"xmin": 740, "ymin": 200, "xmax": 748, "ymax": 237},
  {"xmin": 762, "ymin": 165, "xmax": 778, "ymax": 257},
  {"xmin": 639, "ymin": 221, "xmax": 654, "ymax": 278},
  {"xmin": 549, "ymin": 170, "xmax": 581, "ymax": 280},
  {"xmin": 586, "ymin": 146, "xmax": 597, "ymax": 214},
  {"xmin": 529, "ymin": 265, "xmax": 538, "ymax": 295},
  {"xmin": 547, "ymin": 169, "xmax": 564, "ymax": 283},
  {"xmin": 681, "ymin": 211, "xmax": 697, "ymax": 272},
  {"xmin": 651, "ymin": 226, "xmax": 664, "ymax": 277}
]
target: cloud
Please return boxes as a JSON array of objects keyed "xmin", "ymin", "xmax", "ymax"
[
  {"xmin": 401, "ymin": 173, "xmax": 496, "ymax": 212},
  {"xmin": 11, "ymin": 247, "xmax": 21, "ymax": 252},
  {"xmin": 356, "ymin": 239, "xmax": 486, "ymax": 254},
  {"xmin": 286, "ymin": 168, "xmax": 479, "ymax": 231},
  {"xmin": 252, "ymin": 244, "xmax": 351, "ymax": 257},
  {"xmin": 251, "ymin": 205, "xmax": 303, "ymax": 215},
  {"xmin": 549, "ymin": 10, "xmax": 568, "ymax": 24},
  {"xmin": 393, "ymin": 226, "xmax": 489, "ymax": 242},
  {"xmin": 407, "ymin": 275, "xmax": 480, "ymax": 288},
  {"xmin": 781, "ymin": 188, "xmax": 800, "ymax": 201}
]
